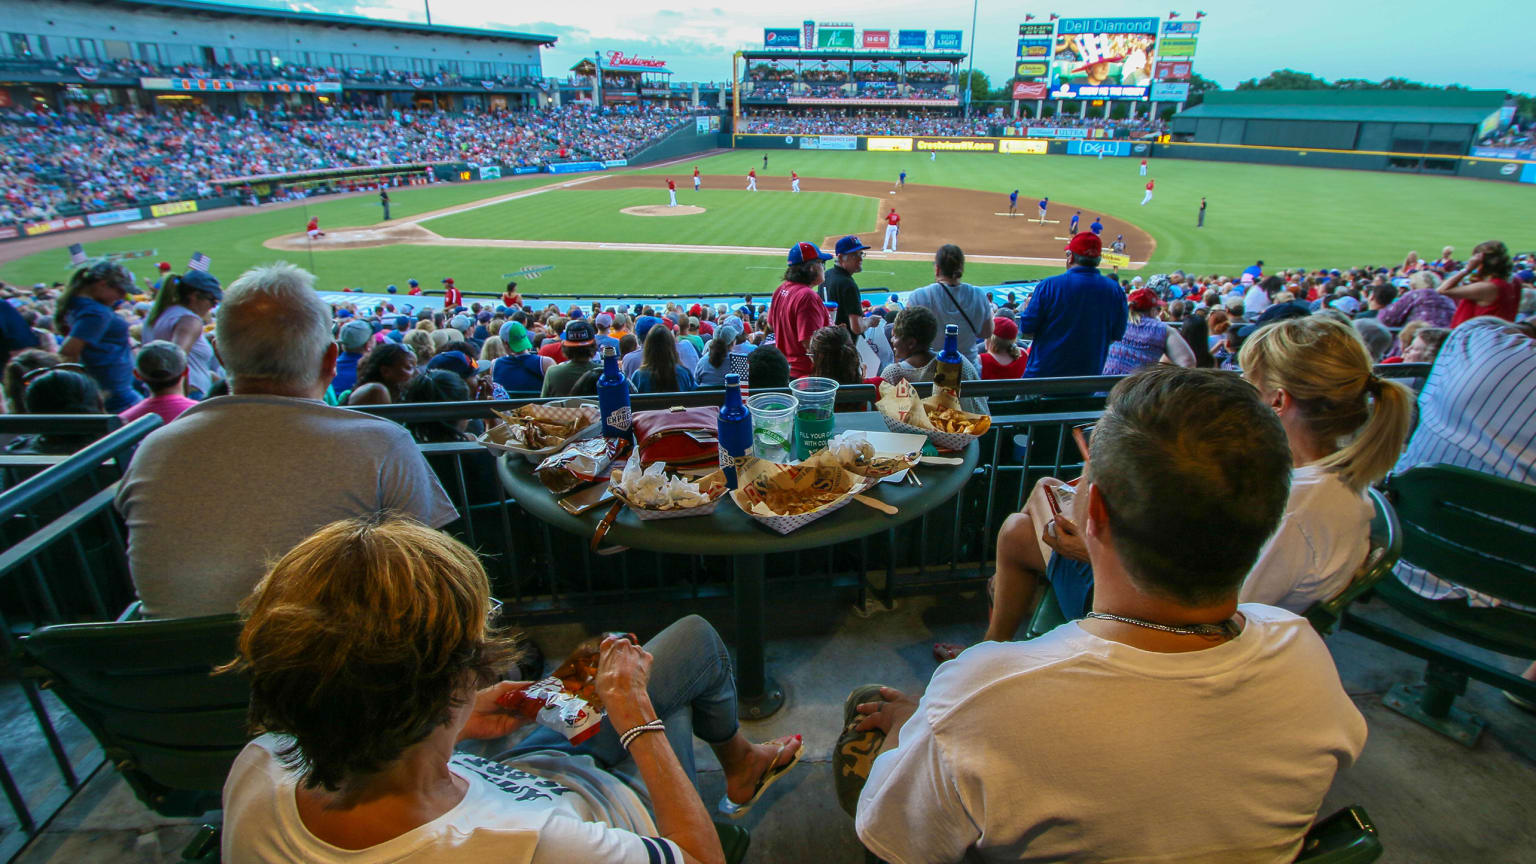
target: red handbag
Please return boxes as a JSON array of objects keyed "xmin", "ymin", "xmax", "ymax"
[{"xmin": 631, "ymin": 406, "xmax": 719, "ymax": 470}]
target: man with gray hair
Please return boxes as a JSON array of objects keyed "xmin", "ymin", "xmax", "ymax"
[{"xmin": 116, "ymin": 262, "xmax": 457, "ymax": 618}]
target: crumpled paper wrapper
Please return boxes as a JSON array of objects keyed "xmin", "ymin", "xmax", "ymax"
[
  {"xmin": 729, "ymin": 449, "xmax": 878, "ymax": 535},
  {"xmin": 608, "ymin": 457, "xmax": 727, "ymax": 520},
  {"xmin": 875, "ymin": 381, "xmax": 989, "ymax": 452},
  {"xmin": 480, "ymin": 399, "xmax": 601, "ymax": 463},
  {"xmin": 828, "ymin": 430, "xmax": 919, "ymax": 479}
]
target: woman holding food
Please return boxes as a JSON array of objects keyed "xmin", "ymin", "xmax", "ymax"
[
  {"xmin": 220, "ymin": 516, "xmax": 803, "ymax": 863},
  {"xmin": 879, "ymin": 306, "xmax": 986, "ymax": 415}
]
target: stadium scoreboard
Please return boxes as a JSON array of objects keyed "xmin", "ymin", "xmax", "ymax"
[{"xmin": 1013, "ymin": 15, "xmax": 1202, "ymax": 102}]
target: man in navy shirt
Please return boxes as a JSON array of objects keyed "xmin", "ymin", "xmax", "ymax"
[
  {"xmin": 1014, "ymin": 232, "xmax": 1128, "ymax": 379},
  {"xmin": 1090, "ymin": 217, "xmax": 1104, "ymax": 235}
]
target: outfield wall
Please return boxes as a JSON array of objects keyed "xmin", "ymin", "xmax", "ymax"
[{"xmin": 729, "ymin": 132, "xmax": 1535, "ymax": 185}]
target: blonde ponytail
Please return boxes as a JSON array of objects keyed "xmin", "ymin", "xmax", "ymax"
[{"xmin": 1238, "ymin": 316, "xmax": 1414, "ymax": 492}]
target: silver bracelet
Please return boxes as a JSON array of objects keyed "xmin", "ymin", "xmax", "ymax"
[{"xmin": 619, "ymin": 718, "xmax": 666, "ymax": 750}]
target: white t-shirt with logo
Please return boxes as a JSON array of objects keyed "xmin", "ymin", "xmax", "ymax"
[
  {"xmin": 1240, "ymin": 465, "xmax": 1373, "ymax": 613},
  {"xmin": 856, "ymin": 605, "xmax": 1367, "ymax": 864},
  {"xmin": 223, "ymin": 735, "xmax": 682, "ymax": 864}
]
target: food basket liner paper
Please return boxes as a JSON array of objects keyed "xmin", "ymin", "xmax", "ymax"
[
  {"xmin": 480, "ymin": 400, "xmax": 601, "ymax": 462},
  {"xmin": 728, "ymin": 450, "xmax": 878, "ymax": 535},
  {"xmin": 608, "ymin": 457, "xmax": 728, "ymax": 521}
]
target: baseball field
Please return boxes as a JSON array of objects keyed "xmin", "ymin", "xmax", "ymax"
[{"xmin": 3, "ymin": 148, "xmax": 1532, "ymax": 298}]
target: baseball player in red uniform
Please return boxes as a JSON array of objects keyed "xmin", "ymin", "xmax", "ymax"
[
  {"xmin": 1141, "ymin": 178, "xmax": 1155, "ymax": 206},
  {"xmin": 747, "ymin": 169, "xmax": 758, "ymax": 192},
  {"xmin": 791, "ymin": 171, "xmax": 800, "ymax": 193},
  {"xmin": 667, "ymin": 178, "xmax": 677, "ymax": 207},
  {"xmin": 693, "ymin": 166, "xmax": 701, "ymax": 191},
  {"xmin": 881, "ymin": 209, "xmax": 901, "ymax": 252},
  {"xmin": 441, "ymin": 278, "xmax": 462, "ymax": 308},
  {"xmin": 306, "ymin": 216, "xmax": 323, "ymax": 238},
  {"xmin": 1139, "ymin": 158, "xmax": 1148, "ymax": 177}
]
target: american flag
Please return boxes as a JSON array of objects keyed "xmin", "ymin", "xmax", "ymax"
[
  {"xmin": 68, "ymin": 243, "xmax": 87, "ymax": 266},
  {"xmin": 187, "ymin": 251, "xmax": 211, "ymax": 272}
]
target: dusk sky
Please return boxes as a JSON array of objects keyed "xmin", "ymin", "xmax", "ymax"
[{"xmin": 228, "ymin": 0, "xmax": 1532, "ymax": 93}]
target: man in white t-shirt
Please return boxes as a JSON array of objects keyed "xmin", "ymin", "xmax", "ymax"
[{"xmin": 840, "ymin": 366, "xmax": 1367, "ymax": 863}]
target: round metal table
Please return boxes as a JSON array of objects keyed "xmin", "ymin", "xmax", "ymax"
[{"xmin": 498, "ymin": 410, "xmax": 979, "ymax": 719}]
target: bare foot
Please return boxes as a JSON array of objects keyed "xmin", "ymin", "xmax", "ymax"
[{"xmin": 723, "ymin": 735, "xmax": 801, "ymax": 805}]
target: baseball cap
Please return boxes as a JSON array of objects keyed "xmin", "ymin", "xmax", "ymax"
[
  {"xmin": 1127, "ymin": 288, "xmax": 1163, "ymax": 312},
  {"xmin": 595, "ymin": 312, "xmax": 614, "ymax": 329},
  {"xmin": 135, "ymin": 340, "xmax": 187, "ymax": 385},
  {"xmin": 688, "ymin": 303, "xmax": 703, "ymax": 317},
  {"xmin": 1240, "ymin": 273, "xmax": 1256, "ymax": 286},
  {"xmin": 450, "ymin": 315, "xmax": 473, "ymax": 332},
  {"xmin": 718, "ymin": 325, "xmax": 740, "ymax": 344},
  {"xmin": 1130, "ymin": 276, "xmax": 1144, "ymax": 285},
  {"xmin": 835, "ymin": 235, "xmax": 871, "ymax": 256},
  {"xmin": 156, "ymin": 261, "xmax": 171, "ymax": 272},
  {"xmin": 787, "ymin": 241, "xmax": 833, "ymax": 264},
  {"xmin": 861, "ymin": 299, "xmax": 872, "ymax": 309},
  {"xmin": 1065, "ymin": 233, "xmax": 1101, "ymax": 257},
  {"xmin": 502, "ymin": 321, "xmax": 533, "ymax": 353},
  {"xmin": 992, "ymin": 317, "xmax": 1018, "ymax": 342},
  {"xmin": 394, "ymin": 315, "xmax": 411, "ymax": 330},
  {"xmin": 441, "ymin": 277, "xmax": 454, "ymax": 285},
  {"xmin": 635, "ymin": 315, "xmax": 661, "ymax": 340},
  {"xmin": 180, "ymin": 269, "xmax": 222, "ymax": 301},
  {"xmin": 562, "ymin": 319, "xmax": 597, "ymax": 347},
  {"xmin": 476, "ymin": 310, "xmax": 492, "ymax": 323},
  {"xmin": 425, "ymin": 350, "xmax": 477, "ymax": 379},
  {"xmin": 339, "ymin": 319, "xmax": 374, "ymax": 351},
  {"xmin": 387, "ymin": 284, "xmax": 398, "ymax": 293},
  {"xmin": 723, "ymin": 315, "xmax": 744, "ymax": 333},
  {"xmin": 336, "ymin": 308, "xmax": 354, "ymax": 319},
  {"xmin": 408, "ymin": 279, "xmax": 419, "ymax": 287},
  {"xmin": 1329, "ymin": 295, "xmax": 1361, "ymax": 314}
]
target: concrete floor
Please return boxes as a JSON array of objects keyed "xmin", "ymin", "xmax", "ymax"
[{"xmin": 13, "ymin": 590, "xmax": 1536, "ymax": 863}]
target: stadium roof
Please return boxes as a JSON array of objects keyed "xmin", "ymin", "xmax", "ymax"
[
  {"xmin": 102, "ymin": 0, "xmax": 557, "ymax": 45},
  {"xmin": 1178, "ymin": 89, "xmax": 1506, "ymax": 125}
]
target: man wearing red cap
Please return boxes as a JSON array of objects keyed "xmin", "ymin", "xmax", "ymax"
[
  {"xmin": 441, "ymin": 278, "xmax": 462, "ymax": 309},
  {"xmin": 768, "ymin": 241, "xmax": 834, "ymax": 378},
  {"xmin": 666, "ymin": 178, "xmax": 677, "ymax": 207},
  {"xmin": 747, "ymin": 169, "xmax": 758, "ymax": 192},
  {"xmin": 306, "ymin": 216, "xmax": 323, "ymax": 239},
  {"xmin": 1141, "ymin": 178, "xmax": 1154, "ymax": 206},
  {"xmin": 1014, "ymin": 232, "xmax": 1128, "ymax": 379}
]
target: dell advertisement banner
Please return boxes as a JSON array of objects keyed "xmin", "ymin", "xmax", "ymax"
[
  {"xmin": 933, "ymin": 30, "xmax": 963, "ymax": 51},
  {"xmin": 897, "ymin": 29, "xmax": 927, "ymax": 49},
  {"xmin": 764, "ymin": 28, "xmax": 799, "ymax": 47}
]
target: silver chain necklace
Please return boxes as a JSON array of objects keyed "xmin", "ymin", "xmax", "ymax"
[{"xmin": 1084, "ymin": 611, "xmax": 1241, "ymax": 640}]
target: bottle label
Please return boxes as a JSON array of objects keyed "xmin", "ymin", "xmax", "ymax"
[{"xmin": 605, "ymin": 406, "xmax": 632, "ymax": 432}]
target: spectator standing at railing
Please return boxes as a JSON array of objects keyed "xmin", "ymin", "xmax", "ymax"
[
  {"xmin": 115, "ymin": 262, "xmax": 457, "ymax": 618},
  {"xmin": 54, "ymin": 261, "xmax": 141, "ymax": 413},
  {"xmin": 1101, "ymin": 289, "xmax": 1196, "ymax": 375},
  {"xmin": 145, "ymin": 269, "xmax": 223, "ymax": 400},
  {"xmin": 767, "ymin": 242, "xmax": 835, "ymax": 379},
  {"xmin": 908, "ymin": 245, "xmax": 992, "ymax": 365},
  {"xmin": 1015, "ymin": 234, "xmax": 1128, "ymax": 379}
]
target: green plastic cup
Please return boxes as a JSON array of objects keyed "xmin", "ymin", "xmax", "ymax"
[{"xmin": 790, "ymin": 377, "xmax": 840, "ymax": 460}]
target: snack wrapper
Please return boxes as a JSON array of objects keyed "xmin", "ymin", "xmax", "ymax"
[
  {"xmin": 609, "ymin": 458, "xmax": 727, "ymax": 520},
  {"xmin": 536, "ymin": 437, "xmax": 631, "ymax": 494},
  {"xmin": 876, "ymin": 381, "xmax": 990, "ymax": 451},
  {"xmin": 828, "ymin": 431, "xmax": 919, "ymax": 479},
  {"xmin": 729, "ymin": 449, "xmax": 876, "ymax": 534},
  {"xmin": 481, "ymin": 400, "xmax": 601, "ymax": 463},
  {"xmin": 496, "ymin": 639, "xmax": 606, "ymax": 744}
]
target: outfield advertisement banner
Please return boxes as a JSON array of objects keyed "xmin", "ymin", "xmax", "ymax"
[
  {"xmin": 150, "ymin": 200, "xmax": 198, "ymax": 217},
  {"xmin": 1015, "ymin": 62, "xmax": 1050, "ymax": 79},
  {"xmin": 1049, "ymin": 17, "xmax": 1157, "ymax": 100},
  {"xmin": 1150, "ymin": 82, "xmax": 1190, "ymax": 101},
  {"xmin": 862, "ymin": 30, "xmax": 890, "ymax": 48},
  {"xmin": 86, "ymin": 208, "xmax": 145, "ymax": 227},
  {"xmin": 867, "ymin": 137, "xmax": 914, "ymax": 152},
  {"xmin": 0, "ymin": 226, "xmax": 19, "ymax": 240},
  {"xmin": 786, "ymin": 97, "xmax": 958, "ymax": 107},
  {"xmin": 512, "ymin": 166, "xmax": 541, "ymax": 175},
  {"xmin": 915, "ymin": 138, "xmax": 997, "ymax": 152},
  {"xmin": 897, "ymin": 30, "xmax": 927, "ymax": 48},
  {"xmin": 1017, "ymin": 39, "xmax": 1052, "ymax": 59},
  {"xmin": 1161, "ymin": 20, "xmax": 1201, "ymax": 34},
  {"xmin": 478, "ymin": 166, "xmax": 503, "ymax": 180},
  {"xmin": 602, "ymin": 159, "xmax": 629, "ymax": 168},
  {"xmin": 23, "ymin": 216, "xmax": 86, "ymax": 236},
  {"xmin": 1000, "ymin": 139, "xmax": 1049, "ymax": 154},
  {"xmin": 800, "ymin": 135, "xmax": 857, "ymax": 150},
  {"xmin": 817, "ymin": 25, "xmax": 855, "ymax": 48},
  {"xmin": 1026, "ymin": 127, "xmax": 1090, "ymax": 139},
  {"xmin": 546, "ymin": 162, "xmax": 605, "ymax": 174},
  {"xmin": 764, "ymin": 28, "xmax": 799, "ymax": 47},
  {"xmin": 1067, "ymin": 140, "xmax": 1134, "ymax": 157},
  {"xmin": 933, "ymin": 30, "xmax": 963, "ymax": 51},
  {"xmin": 1154, "ymin": 60, "xmax": 1192, "ymax": 81},
  {"xmin": 1158, "ymin": 37, "xmax": 1198, "ymax": 57},
  {"xmin": 1013, "ymin": 81, "xmax": 1050, "ymax": 100}
]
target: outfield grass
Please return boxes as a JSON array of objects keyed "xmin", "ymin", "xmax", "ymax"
[
  {"xmin": 3, "ymin": 149, "xmax": 1531, "ymax": 298},
  {"xmin": 425, "ymin": 188, "xmax": 878, "ymax": 248}
]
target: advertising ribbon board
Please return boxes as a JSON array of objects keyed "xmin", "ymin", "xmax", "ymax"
[
  {"xmin": 915, "ymin": 138, "xmax": 996, "ymax": 152},
  {"xmin": 1161, "ymin": 20, "xmax": 1201, "ymax": 34},
  {"xmin": 86, "ymin": 208, "xmax": 145, "ymax": 227},
  {"xmin": 862, "ymin": 30, "xmax": 890, "ymax": 49},
  {"xmin": 1017, "ymin": 39, "xmax": 1053, "ymax": 59},
  {"xmin": 867, "ymin": 137, "xmax": 914, "ymax": 152},
  {"xmin": 1150, "ymin": 82, "xmax": 1190, "ymax": 101},
  {"xmin": 1158, "ymin": 37, "xmax": 1198, "ymax": 57},
  {"xmin": 1000, "ymin": 139, "xmax": 1049, "ymax": 154},
  {"xmin": 1015, "ymin": 62, "xmax": 1051, "ymax": 79},
  {"xmin": 1101, "ymin": 252, "xmax": 1131, "ymax": 268},
  {"xmin": 1049, "ymin": 17, "xmax": 1158, "ymax": 100},
  {"xmin": 820, "ymin": 135, "xmax": 858, "ymax": 150},
  {"xmin": 764, "ymin": 28, "xmax": 800, "ymax": 47},
  {"xmin": 150, "ymin": 200, "xmax": 198, "ymax": 217},
  {"xmin": 1154, "ymin": 60, "xmax": 1192, "ymax": 81},
  {"xmin": 1012, "ymin": 81, "xmax": 1050, "ymax": 100},
  {"xmin": 933, "ymin": 30, "xmax": 963, "ymax": 51},
  {"xmin": 817, "ymin": 25, "xmax": 855, "ymax": 48},
  {"xmin": 897, "ymin": 30, "xmax": 927, "ymax": 49},
  {"xmin": 787, "ymin": 97, "xmax": 958, "ymax": 107}
]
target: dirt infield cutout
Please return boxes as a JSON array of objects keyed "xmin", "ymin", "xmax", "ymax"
[{"xmin": 621, "ymin": 205, "xmax": 707, "ymax": 217}]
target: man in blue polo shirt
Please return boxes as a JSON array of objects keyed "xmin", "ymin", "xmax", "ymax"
[{"xmin": 1015, "ymin": 232, "xmax": 1128, "ymax": 378}]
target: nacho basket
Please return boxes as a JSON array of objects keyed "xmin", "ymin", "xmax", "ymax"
[{"xmin": 480, "ymin": 399, "xmax": 601, "ymax": 463}]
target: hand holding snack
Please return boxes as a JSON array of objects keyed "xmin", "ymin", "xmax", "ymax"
[
  {"xmin": 595, "ymin": 634, "xmax": 656, "ymax": 731},
  {"xmin": 459, "ymin": 681, "xmax": 535, "ymax": 742},
  {"xmin": 495, "ymin": 637, "xmax": 617, "ymax": 744}
]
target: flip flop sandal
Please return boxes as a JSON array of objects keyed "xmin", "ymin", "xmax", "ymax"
[
  {"xmin": 717, "ymin": 737, "xmax": 803, "ymax": 819},
  {"xmin": 932, "ymin": 643, "xmax": 966, "ymax": 663}
]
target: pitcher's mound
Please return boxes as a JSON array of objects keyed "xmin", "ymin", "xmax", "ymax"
[{"xmin": 621, "ymin": 205, "xmax": 706, "ymax": 217}]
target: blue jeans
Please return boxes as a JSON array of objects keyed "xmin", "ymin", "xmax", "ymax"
[
  {"xmin": 1048, "ymin": 553, "xmax": 1095, "ymax": 620},
  {"xmin": 504, "ymin": 615, "xmax": 739, "ymax": 784}
]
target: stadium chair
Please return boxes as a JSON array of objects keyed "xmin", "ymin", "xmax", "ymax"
[
  {"xmin": 1341, "ymin": 465, "xmax": 1536, "ymax": 746},
  {"xmin": 1024, "ymin": 583, "xmax": 1070, "ymax": 639},
  {"xmin": 1295, "ymin": 806, "xmax": 1383, "ymax": 863},
  {"xmin": 19, "ymin": 614, "xmax": 250, "ymax": 818},
  {"xmin": 1303, "ymin": 488, "xmax": 1401, "ymax": 637}
]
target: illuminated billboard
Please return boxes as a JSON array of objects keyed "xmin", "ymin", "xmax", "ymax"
[{"xmin": 1048, "ymin": 17, "xmax": 1158, "ymax": 100}]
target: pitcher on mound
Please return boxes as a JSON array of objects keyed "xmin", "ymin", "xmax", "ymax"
[{"xmin": 881, "ymin": 209, "xmax": 901, "ymax": 252}]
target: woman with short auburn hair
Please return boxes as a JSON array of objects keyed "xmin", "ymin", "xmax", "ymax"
[{"xmin": 220, "ymin": 516, "xmax": 800, "ymax": 864}]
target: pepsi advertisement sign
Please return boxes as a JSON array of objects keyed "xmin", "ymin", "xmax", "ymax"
[{"xmin": 764, "ymin": 28, "xmax": 799, "ymax": 47}]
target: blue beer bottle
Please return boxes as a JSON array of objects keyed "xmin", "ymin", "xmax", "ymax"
[
  {"xmin": 596, "ymin": 345, "xmax": 632, "ymax": 441},
  {"xmin": 718, "ymin": 374, "xmax": 752, "ymax": 489}
]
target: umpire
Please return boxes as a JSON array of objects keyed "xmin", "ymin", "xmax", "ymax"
[{"xmin": 380, "ymin": 188, "xmax": 391, "ymax": 220}]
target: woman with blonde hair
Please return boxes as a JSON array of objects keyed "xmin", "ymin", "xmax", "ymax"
[
  {"xmin": 1101, "ymin": 288, "xmax": 1195, "ymax": 375},
  {"xmin": 220, "ymin": 516, "xmax": 801, "ymax": 862},
  {"xmin": 478, "ymin": 335, "xmax": 508, "ymax": 364},
  {"xmin": 1236, "ymin": 315, "xmax": 1415, "ymax": 611},
  {"xmin": 402, "ymin": 329, "xmax": 433, "ymax": 366}
]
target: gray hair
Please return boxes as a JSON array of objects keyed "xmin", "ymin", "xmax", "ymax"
[
  {"xmin": 1407, "ymin": 270, "xmax": 1440, "ymax": 293},
  {"xmin": 1353, "ymin": 318, "xmax": 1392, "ymax": 362},
  {"xmin": 1520, "ymin": 287, "xmax": 1536, "ymax": 316},
  {"xmin": 215, "ymin": 262, "xmax": 331, "ymax": 388}
]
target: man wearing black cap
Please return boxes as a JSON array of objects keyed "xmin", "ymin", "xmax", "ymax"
[
  {"xmin": 823, "ymin": 235, "xmax": 870, "ymax": 337},
  {"xmin": 1015, "ymin": 232, "xmax": 1128, "ymax": 378}
]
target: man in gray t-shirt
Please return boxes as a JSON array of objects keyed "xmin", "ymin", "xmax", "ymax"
[{"xmin": 115, "ymin": 263, "xmax": 458, "ymax": 618}]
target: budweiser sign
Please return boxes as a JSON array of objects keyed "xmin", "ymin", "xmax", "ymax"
[{"xmin": 604, "ymin": 51, "xmax": 667, "ymax": 69}]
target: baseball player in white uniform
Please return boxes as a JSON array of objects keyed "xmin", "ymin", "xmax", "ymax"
[
  {"xmin": 746, "ymin": 169, "xmax": 758, "ymax": 191},
  {"xmin": 667, "ymin": 178, "xmax": 677, "ymax": 207},
  {"xmin": 791, "ymin": 171, "xmax": 800, "ymax": 193},
  {"xmin": 881, "ymin": 209, "xmax": 901, "ymax": 252},
  {"xmin": 693, "ymin": 166, "xmax": 701, "ymax": 191}
]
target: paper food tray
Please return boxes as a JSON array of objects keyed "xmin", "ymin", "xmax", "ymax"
[
  {"xmin": 878, "ymin": 411, "xmax": 978, "ymax": 453},
  {"xmin": 608, "ymin": 459, "xmax": 728, "ymax": 521},
  {"xmin": 728, "ymin": 452, "xmax": 877, "ymax": 535},
  {"xmin": 479, "ymin": 399, "xmax": 601, "ymax": 463}
]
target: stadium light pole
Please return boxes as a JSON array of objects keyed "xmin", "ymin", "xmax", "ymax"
[
  {"xmin": 964, "ymin": 0, "xmax": 979, "ymax": 119},
  {"xmin": 423, "ymin": 0, "xmax": 432, "ymax": 26}
]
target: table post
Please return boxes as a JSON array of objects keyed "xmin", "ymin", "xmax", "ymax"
[{"xmin": 732, "ymin": 554, "xmax": 784, "ymax": 719}]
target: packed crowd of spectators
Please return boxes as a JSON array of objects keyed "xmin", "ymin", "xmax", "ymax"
[
  {"xmin": 737, "ymin": 109, "xmax": 992, "ymax": 136},
  {"xmin": 998, "ymin": 113, "xmax": 1167, "ymax": 137},
  {"xmin": 0, "ymin": 104, "xmax": 695, "ymax": 220},
  {"xmin": 8, "ymin": 54, "xmax": 548, "ymax": 89},
  {"xmin": 4, "ymin": 229, "xmax": 1535, "ymax": 861}
]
